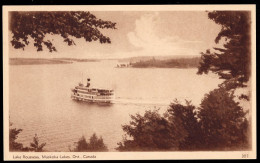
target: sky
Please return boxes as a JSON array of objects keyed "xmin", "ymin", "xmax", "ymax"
[{"xmin": 9, "ymin": 11, "xmax": 222, "ymax": 59}]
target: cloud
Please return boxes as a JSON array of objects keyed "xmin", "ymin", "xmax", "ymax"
[{"xmin": 127, "ymin": 12, "xmax": 203, "ymax": 56}]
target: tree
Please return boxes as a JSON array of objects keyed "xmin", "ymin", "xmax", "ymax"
[
  {"xmin": 117, "ymin": 92, "xmax": 250, "ymax": 151},
  {"xmin": 165, "ymin": 100, "xmax": 204, "ymax": 150},
  {"xmin": 196, "ymin": 11, "xmax": 251, "ymax": 151},
  {"xmin": 72, "ymin": 133, "xmax": 108, "ymax": 152},
  {"xmin": 10, "ymin": 11, "xmax": 116, "ymax": 52},
  {"xmin": 197, "ymin": 11, "xmax": 251, "ymax": 88},
  {"xmin": 116, "ymin": 102, "xmax": 202, "ymax": 151},
  {"xmin": 9, "ymin": 126, "xmax": 24, "ymax": 151},
  {"xmin": 9, "ymin": 121, "xmax": 31, "ymax": 152},
  {"xmin": 197, "ymin": 87, "xmax": 249, "ymax": 150},
  {"xmin": 116, "ymin": 110, "xmax": 177, "ymax": 151},
  {"xmin": 29, "ymin": 134, "xmax": 46, "ymax": 152},
  {"xmin": 87, "ymin": 133, "xmax": 108, "ymax": 151}
]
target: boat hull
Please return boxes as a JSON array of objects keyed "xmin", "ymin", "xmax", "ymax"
[{"xmin": 71, "ymin": 94, "xmax": 114, "ymax": 103}]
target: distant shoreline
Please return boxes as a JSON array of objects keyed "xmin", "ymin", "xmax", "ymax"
[
  {"xmin": 9, "ymin": 58, "xmax": 99, "ymax": 65},
  {"xmin": 117, "ymin": 57, "xmax": 201, "ymax": 69}
]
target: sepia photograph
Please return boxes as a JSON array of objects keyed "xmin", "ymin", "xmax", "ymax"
[{"xmin": 3, "ymin": 5, "xmax": 256, "ymax": 160}]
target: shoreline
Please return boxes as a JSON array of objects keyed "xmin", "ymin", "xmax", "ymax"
[{"xmin": 9, "ymin": 58, "xmax": 99, "ymax": 65}]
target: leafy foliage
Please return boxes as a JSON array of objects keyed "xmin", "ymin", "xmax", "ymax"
[
  {"xmin": 29, "ymin": 134, "xmax": 46, "ymax": 152},
  {"xmin": 9, "ymin": 126, "xmax": 25, "ymax": 151},
  {"xmin": 116, "ymin": 110, "xmax": 176, "ymax": 151},
  {"xmin": 117, "ymin": 88, "xmax": 249, "ymax": 151},
  {"xmin": 197, "ymin": 11, "xmax": 251, "ymax": 88},
  {"xmin": 166, "ymin": 100, "xmax": 204, "ymax": 150},
  {"xmin": 9, "ymin": 123, "xmax": 46, "ymax": 152},
  {"xmin": 9, "ymin": 121, "xmax": 32, "ymax": 151},
  {"xmin": 10, "ymin": 11, "xmax": 116, "ymax": 52},
  {"xmin": 72, "ymin": 133, "xmax": 108, "ymax": 152},
  {"xmin": 198, "ymin": 87, "xmax": 249, "ymax": 150}
]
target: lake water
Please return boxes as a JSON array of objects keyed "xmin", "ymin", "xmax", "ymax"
[{"xmin": 9, "ymin": 60, "xmax": 222, "ymax": 151}]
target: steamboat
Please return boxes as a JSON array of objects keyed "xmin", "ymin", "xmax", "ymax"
[{"xmin": 71, "ymin": 78, "xmax": 115, "ymax": 103}]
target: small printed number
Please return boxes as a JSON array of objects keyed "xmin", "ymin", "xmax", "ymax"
[{"xmin": 242, "ymin": 154, "xmax": 248, "ymax": 158}]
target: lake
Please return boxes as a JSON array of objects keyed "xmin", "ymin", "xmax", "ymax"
[{"xmin": 9, "ymin": 60, "xmax": 222, "ymax": 151}]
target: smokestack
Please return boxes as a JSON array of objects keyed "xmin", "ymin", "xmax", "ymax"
[{"xmin": 86, "ymin": 78, "xmax": 90, "ymax": 87}]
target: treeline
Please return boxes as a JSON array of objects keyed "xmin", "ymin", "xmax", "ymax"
[
  {"xmin": 10, "ymin": 124, "xmax": 108, "ymax": 152},
  {"xmin": 116, "ymin": 86, "xmax": 250, "ymax": 151},
  {"xmin": 131, "ymin": 57, "xmax": 200, "ymax": 68}
]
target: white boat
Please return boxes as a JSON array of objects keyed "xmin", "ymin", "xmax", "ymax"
[{"xmin": 71, "ymin": 78, "xmax": 115, "ymax": 103}]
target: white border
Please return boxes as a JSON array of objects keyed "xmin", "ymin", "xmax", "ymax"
[{"xmin": 3, "ymin": 5, "xmax": 256, "ymax": 160}]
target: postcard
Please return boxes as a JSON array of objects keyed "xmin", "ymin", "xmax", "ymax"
[{"xmin": 3, "ymin": 5, "xmax": 256, "ymax": 160}]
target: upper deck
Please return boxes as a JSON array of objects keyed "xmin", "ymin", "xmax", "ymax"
[
  {"xmin": 73, "ymin": 79, "xmax": 114, "ymax": 96},
  {"xmin": 73, "ymin": 86, "xmax": 114, "ymax": 96}
]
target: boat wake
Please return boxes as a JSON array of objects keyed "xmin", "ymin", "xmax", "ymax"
[{"xmin": 112, "ymin": 97, "xmax": 169, "ymax": 106}]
